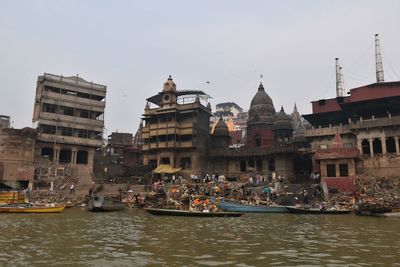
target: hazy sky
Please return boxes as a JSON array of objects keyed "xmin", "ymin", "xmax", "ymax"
[{"xmin": 1, "ymin": 1, "xmax": 399, "ymax": 135}]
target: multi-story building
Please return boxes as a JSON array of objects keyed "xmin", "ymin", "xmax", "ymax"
[
  {"xmin": 141, "ymin": 76, "xmax": 212, "ymax": 176},
  {"xmin": 107, "ymin": 132, "xmax": 133, "ymax": 157},
  {"xmin": 0, "ymin": 115, "xmax": 10, "ymax": 129},
  {"xmin": 303, "ymin": 34, "xmax": 400, "ymax": 189},
  {"xmin": 32, "ymin": 73, "xmax": 106, "ymax": 178},
  {"xmin": 215, "ymin": 102, "xmax": 243, "ymax": 120}
]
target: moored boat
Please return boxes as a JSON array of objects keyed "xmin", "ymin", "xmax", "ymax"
[
  {"xmin": 144, "ymin": 208, "xmax": 243, "ymax": 217},
  {"xmin": 87, "ymin": 195, "xmax": 127, "ymax": 212},
  {"xmin": 217, "ymin": 200, "xmax": 289, "ymax": 213},
  {"xmin": 286, "ymin": 206, "xmax": 352, "ymax": 214},
  {"xmin": 0, "ymin": 204, "xmax": 65, "ymax": 213}
]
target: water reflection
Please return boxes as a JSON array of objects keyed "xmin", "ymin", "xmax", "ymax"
[{"xmin": 0, "ymin": 209, "xmax": 399, "ymax": 266}]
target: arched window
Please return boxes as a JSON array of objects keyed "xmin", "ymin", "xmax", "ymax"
[
  {"xmin": 386, "ymin": 137, "xmax": 396, "ymax": 153},
  {"xmin": 361, "ymin": 139, "xmax": 370, "ymax": 155},
  {"xmin": 373, "ymin": 138, "xmax": 382, "ymax": 154}
]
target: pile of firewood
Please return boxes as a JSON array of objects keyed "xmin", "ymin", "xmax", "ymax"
[{"xmin": 355, "ymin": 175, "xmax": 400, "ymax": 211}]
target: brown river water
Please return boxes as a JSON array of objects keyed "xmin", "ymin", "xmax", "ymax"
[{"xmin": 0, "ymin": 208, "xmax": 399, "ymax": 267}]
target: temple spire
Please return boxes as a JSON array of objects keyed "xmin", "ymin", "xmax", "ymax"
[{"xmin": 375, "ymin": 34, "xmax": 385, "ymax": 83}]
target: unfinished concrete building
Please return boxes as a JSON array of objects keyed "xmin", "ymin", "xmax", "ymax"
[
  {"xmin": 32, "ymin": 73, "xmax": 106, "ymax": 189},
  {"xmin": 141, "ymin": 76, "xmax": 212, "ymax": 177}
]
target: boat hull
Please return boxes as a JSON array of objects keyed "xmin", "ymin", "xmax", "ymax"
[
  {"xmin": 286, "ymin": 206, "xmax": 351, "ymax": 214},
  {"xmin": 87, "ymin": 196, "xmax": 126, "ymax": 212},
  {"xmin": 217, "ymin": 201, "xmax": 289, "ymax": 213},
  {"xmin": 144, "ymin": 208, "xmax": 243, "ymax": 217},
  {"xmin": 0, "ymin": 205, "xmax": 65, "ymax": 213}
]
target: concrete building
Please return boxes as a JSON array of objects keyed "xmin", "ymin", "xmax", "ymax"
[
  {"xmin": 32, "ymin": 73, "xmax": 106, "ymax": 186},
  {"xmin": 107, "ymin": 132, "xmax": 133, "ymax": 157},
  {"xmin": 141, "ymin": 76, "xmax": 212, "ymax": 177},
  {"xmin": 0, "ymin": 115, "xmax": 11, "ymax": 129},
  {"xmin": 303, "ymin": 34, "xmax": 400, "ymax": 185}
]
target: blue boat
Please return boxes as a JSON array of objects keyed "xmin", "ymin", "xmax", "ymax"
[{"xmin": 216, "ymin": 200, "xmax": 289, "ymax": 213}]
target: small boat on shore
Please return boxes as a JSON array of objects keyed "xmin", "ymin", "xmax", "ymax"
[
  {"xmin": 0, "ymin": 204, "xmax": 65, "ymax": 213},
  {"xmin": 286, "ymin": 206, "xmax": 352, "ymax": 215},
  {"xmin": 217, "ymin": 200, "xmax": 289, "ymax": 213},
  {"xmin": 87, "ymin": 195, "xmax": 127, "ymax": 212},
  {"xmin": 144, "ymin": 208, "xmax": 243, "ymax": 217}
]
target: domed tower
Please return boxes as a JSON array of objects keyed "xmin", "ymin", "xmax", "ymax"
[
  {"xmin": 273, "ymin": 106, "xmax": 293, "ymax": 145},
  {"xmin": 213, "ymin": 117, "xmax": 231, "ymax": 148},
  {"xmin": 161, "ymin": 75, "xmax": 177, "ymax": 108},
  {"xmin": 246, "ymin": 83, "xmax": 276, "ymax": 148}
]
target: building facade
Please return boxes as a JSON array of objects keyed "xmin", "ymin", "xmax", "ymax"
[
  {"xmin": 32, "ymin": 73, "xmax": 106, "ymax": 181},
  {"xmin": 304, "ymin": 34, "xmax": 400, "ymax": 179},
  {"xmin": 141, "ymin": 76, "xmax": 213, "ymax": 177}
]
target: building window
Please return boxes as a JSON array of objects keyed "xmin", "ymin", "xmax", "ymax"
[
  {"xmin": 180, "ymin": 157, "xmax": 192, "ymax": 169},
  {"xmin": 255, "ymin": 136, "xmax": 261, "ymax": 147},
  {"xmin": 42, "ymin": 103, "xmax": 58, "ymax": 113},
  {"xmin": 256, "ymin": 158, "xmax": 263, "ymax": 172},
  {"xmin": 386, "ymin": 137, "xmax": 396, "ymax": 153},
  {"xmin": 240, "ymin": 160, "xmax": 246, "ymax": 172},
  {"xmin": 62, "ymin": 106, "xmax": 74, "ymax": 116},
  {"xmin": 326, "ymin": 164, "xmax": 336, "ymax": 177},
  {"xmin": 160, "ymin": 158, "xmax": 170, "ymax": 164},
  {"xmin": 60, "ymin": 127, "xmax": 73, "ymax": 136},
  {"xmin": 78, "ymin": 129, "xmax": 89, "ymax": 138},
  {"xmin": 41, "ymin": 124, "xmax": 56, "ymax": 134},
  {"xmin": 361, "ymin": 139, "xmax": 370, "ymax": 155},
  {"xmin": 268, "ymin": 159, "xmax": 275, "ymax": 171},
  {"xmin": 59, "ymin": 149, "xmax": 72, "ymax": 163},
  {"xmin": 77, "ymin": 150, "xmax": 88, "ymax": 164},
  {"xmin": 339, "ymin": 164, "xmax": 349, "ymax": 177},
  {"xmin": 41, "ymin": 147, "xmax": 54, "ymax": 160},
  {"xmin": 372, "ymin": 138, "xmax": 382, "ymax": 154}
]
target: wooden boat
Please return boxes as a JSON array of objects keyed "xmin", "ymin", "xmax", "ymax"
[
  {"xmin": 286, "ymin": 206, "xmax": 352, "ymax": 214},
  {"xmin": 217, "ymin": 200, "xmax": 289, "ymax": 213},
  {"xmin": 87, "ymin": 195, "xmax": 127, "ymax": 212},
  {"xmin": 0, "ymin": 204, "xmax": 65, "ymax": 213},
  {"xmin": 144, "ymin": 208, "xmax": 243, "ymax": 217}
]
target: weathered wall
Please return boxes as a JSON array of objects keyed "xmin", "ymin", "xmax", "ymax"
[
  {"xmin": 0, "ymin": 128, "xmax": 36, "ymax": 183},
  {"xmin": 361, "ymin": 155, "xmax": 400, "ymax": 177}
]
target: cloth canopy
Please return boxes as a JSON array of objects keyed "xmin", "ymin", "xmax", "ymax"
[{"xmin": 152, "ymin": 164, "xmax": 181, "ymax": 174}]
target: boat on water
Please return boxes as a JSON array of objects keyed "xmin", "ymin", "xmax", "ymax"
[
  {"xmin": 87, "ymin": 195, "xmax": 127, "ymax": 212},
  {"xmin": 144, "ymin": 208, "xmax": 243, "ymax": 217},
  {"xmin": 217, "ymin": 200, "xmax": 289, "ymax": 213},
  {"xmin": 0, "ymin": 204, "xmax": 65, "ymax": 213},
  {"xmin": 286, "ymin": 206, "xmax": 352, "ymax": 214}
]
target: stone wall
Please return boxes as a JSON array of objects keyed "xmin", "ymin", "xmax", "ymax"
[{"xmin": 0, "ymin": 128, "xmax": 36, "ymax": 184}]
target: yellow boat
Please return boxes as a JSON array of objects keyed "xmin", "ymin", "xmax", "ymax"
[{"xmin": 0, "ymin": 205, "xmax": 65, "ymax": 213}]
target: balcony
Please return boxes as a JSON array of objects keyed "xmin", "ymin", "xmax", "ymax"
[
  {"xmin": 39, "ymin": 112, "xmax": 104, "ymax": 130},
  {"xmin": 37, "ymin": 133, "xmax": 102, "ymax": 147},
  {"xmin": 44, "ymin": 91, "xmax": 106, "ymax": 110},
  {"xmin": 349, "ymin": 116, "xmax": 400, "ymax": 130},
  {"xmin": 305, "ymin": 125, "xmax": 351, "ymax": 137}
]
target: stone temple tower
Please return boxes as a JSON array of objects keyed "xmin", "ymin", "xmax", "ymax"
[{"xmin": 246, "ymin": 83, "xmax": 276, "ymax": 148}]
